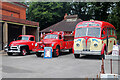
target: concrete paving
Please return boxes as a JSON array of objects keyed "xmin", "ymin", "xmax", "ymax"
[{"xmin": 1, "ymin": 52, "xmax": 119, "ymax": 79}]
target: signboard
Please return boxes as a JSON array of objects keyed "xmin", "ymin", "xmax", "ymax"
[
  {"xmin": 112, "ymin": 44, "xmax": 119, "ymax": 56},
  {"xmin": 44, "ymin": 47, "xmax": 52, "ymax": 59}
]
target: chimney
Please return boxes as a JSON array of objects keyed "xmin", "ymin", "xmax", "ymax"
[{"xmin": 64, "ymin": 13, "xmax": 67, "ymax": 20}]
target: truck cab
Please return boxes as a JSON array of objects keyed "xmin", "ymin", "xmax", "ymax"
[
  {"xmin": 32, "ymin": 31, "xmax": 73, "ymax": 57},
  {"xmin": 4, "ymin": 35, "xmax": 36, "ymax": 56}
]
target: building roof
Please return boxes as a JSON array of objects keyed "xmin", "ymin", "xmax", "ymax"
[
  {"xmin": 41, "ymin": 15, "xmax": 83, "ymax": 32},
  {"xmin": 1, "ymin": 15, "xmax": 39, "ymax": 27},
  {"xmin": 13, "ymin": 2, "xmax": 28, "ymax": 8}
]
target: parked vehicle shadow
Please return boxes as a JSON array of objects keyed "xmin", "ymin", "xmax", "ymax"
[
  {"xmin": 59, "ymin": 52, "xmax": 73, "ymax": 56},
  {"xmin": 79, "ymin": 55, "xmax": 102, "ymax": 60},
  {"xmin": 4, "ymin": 52, "xmax": 36, "ymax": 56}
]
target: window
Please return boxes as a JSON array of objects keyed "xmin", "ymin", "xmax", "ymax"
[
  {"xmin": 44, "ymin": 34, "xmax": 58, "ymax": 39},
  {"xmin": 59, "ymin": 35, "xmax": 62, "ymax": 39},
  {"xmin": 108, "ymin": 28, "xmax": 111, "ymax": 36},
  {"xmin": 101, "ymin": 29, "xmax": 105, "ymax": 38},
  {"xmin": 75, "ymin": 27, "xmax": 101, "ymax": 38},
  {"xmin": 17, "ymin": 36, "xmax": 29, "ymax": 40},
  {"xmin": 30, "ymin": 37, "xmax": 34, "ymax": 41},
  {"xmin": 11, "ymin": 14, "xmax": 13, "ymax": 17}
]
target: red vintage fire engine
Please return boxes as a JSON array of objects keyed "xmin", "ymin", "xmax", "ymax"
[
  {"xmin": 32, "ymin": 31, "xmax": 73, "ymax": 57},
  {"xmin": 4, "ymin": 35, "xmax": 36, "ymax": 56}
]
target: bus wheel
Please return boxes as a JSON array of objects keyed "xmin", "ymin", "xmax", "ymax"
[
  {"xmin": 74, "ymin": 54, "xmax": 80, "ymax": 58},
  {"xmin": 7, "ymin": 52, "xmax": 13, "ymax": 56},
  {"xmin": 36, "ymin": 52, "xmax": 42, "ymax": 57},
  {"xmin": 53, "ymin": 46, "xmax": 60, "ymax": 57}
]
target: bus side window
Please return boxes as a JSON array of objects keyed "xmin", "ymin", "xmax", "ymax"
[
  {"xmin": 112, "ymin": 28, "xmax": 114, "ymax": 36},
  {"xmin": 101, "ymin": 29, "xmax": 105, "ymax": 37},
  {"xmin": 108, "ymin": 28, "xmax": 111, "ymax": 36},
  {"xmin": 114, "ymin": 30, "xmax": 117, "ymax": 36}
]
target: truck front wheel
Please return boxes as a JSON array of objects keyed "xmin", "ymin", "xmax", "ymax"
[
  {"xmin": 7, "ymin": 52, "xmax": 13, "ymax": 56},
  {"xmin": 53, "ymin": 46, "xmax": 60, "ymax": 57},
  {"xmin": 74, "ymin": 54, "xmax": 80, "ymax": 58},
  {"xmin": 20, "ymin": 48, "xmax": 27, "ymax": 56},
  {"xmin": 36, "ymin": 52, "xmax": 42, "ymax": 57}
]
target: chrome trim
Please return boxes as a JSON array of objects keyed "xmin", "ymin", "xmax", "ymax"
[
  {"xmin": 74, "ymin": 50, "xmax": 101, "ymax": 55},
  {"xmin": 4, "ymin": 46, "xmax": 20, "ymax": 53},
  {"xmin": 7, "ymin": 50, "xmax": 20, "ymax": 53},
  {"xmin": 38, "ymin": 51, "xmax": 44, "ymax": 52}
]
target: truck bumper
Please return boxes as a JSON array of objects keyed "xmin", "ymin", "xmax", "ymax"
[
  {"xmin": 74, "ymin": 50, "xmax": 101, "ymax": 55},
  {"xmin": 32, "ymin": 49, "xmax": 44, "ymax": 53},
  {"xmin": 4, "ymin": 46, "xmax": 20, "ymax": 53}
]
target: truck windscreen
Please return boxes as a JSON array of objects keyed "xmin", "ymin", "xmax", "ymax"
[
  {"xmin": 75, "ymin": 27, "xmax": 101, "ymax": 38},
  {"xmin": 44, "ymin": 34, "xmax": 58, "ymax": 39},
  {"xmin": 17, "ymin": 36, "xmax": 29, "ymax": 40}
]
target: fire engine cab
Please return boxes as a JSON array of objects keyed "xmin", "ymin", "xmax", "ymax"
[{"xmin": 32, "ymin": 31, "xmax": 73, "ymax": 57}]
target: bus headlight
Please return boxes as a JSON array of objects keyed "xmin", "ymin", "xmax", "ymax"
[
  {"xmin": 35, "ymin": 43, "xmax": 37, "ymax": 46},
  {"xmin": 76, "ymin": 43, "xmax": 80, "ymax": 47},
  {"xmin": 51, "ymin": 44, "xmax": 54, "ymax": 47},
  {"xmin": 94, "ymin": 43, "xmax": 98, "ymax": 47}
]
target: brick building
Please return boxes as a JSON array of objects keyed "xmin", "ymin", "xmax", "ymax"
[{"xmin": 0, "ymin": 2, "xmax": 39, "ymax": 50}]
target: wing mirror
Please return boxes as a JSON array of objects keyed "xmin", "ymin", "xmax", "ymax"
[{"xmin": 103, "ymin": 31, "xmax": 105, "ymax": 35}]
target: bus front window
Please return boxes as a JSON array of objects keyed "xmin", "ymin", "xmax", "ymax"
[{"xmin": 75, "ymin": 27, "xmax": 101, "ymax": 38}]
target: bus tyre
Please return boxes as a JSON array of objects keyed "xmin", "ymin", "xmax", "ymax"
[
  {"xmin": 36, "ymin": 52, "xmax": 42, "ymax": 57},
  {"xmin": 7, "ymin": 52, "xmax": 13, "ymax": 56},
  {"xmin": 20, "ymin": 48, "xmax": 27, "ymax": 56},
  {"xmin": 74, "ymin": 54, "xmax": 80, "ymax": 58},
  {"xmin": 53, "ymin": 46, "xmax": 60, "ymax": 57}
]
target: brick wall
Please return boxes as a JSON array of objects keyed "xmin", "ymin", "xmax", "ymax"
[{"xmin": 1, "ymin": 2, "xmax": 26, "ymax": 20}]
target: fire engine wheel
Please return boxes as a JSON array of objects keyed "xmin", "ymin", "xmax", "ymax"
[
  {"xmin": 36, "ymin": 52, "xmax": 42, "ymax": 57},
  {"xmin": 53, "ymin": 46, "xmax": 60, "ymax": 57},
  {"xmin": 20, "ymin": 48, "xmax": 27, "ymax": 56},
  {"xmin": 74, "ymin": 54, "xmax": 80, "ymax": 58},
  {"xmin": 7, "ymin": 52, "xmax": 13, "ymax": 56}
]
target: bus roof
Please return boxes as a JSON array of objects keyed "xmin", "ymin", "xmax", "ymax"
[{"xmin": 76, "ymin": 21, "xmax": 115, "ymax": 29}]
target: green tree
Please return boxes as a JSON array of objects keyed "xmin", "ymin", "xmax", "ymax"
[
  {"xmin": 107, "ymin": 2, "xmax": 120, "ymax": 40},
  {"xmin": 27, "ymin": 2, "xmax": 71, "ymax": 30}
]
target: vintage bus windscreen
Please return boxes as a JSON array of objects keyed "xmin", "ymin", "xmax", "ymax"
[{"xmin": 75, "ymin": 27, "xmax": 101, "ymax": 38}]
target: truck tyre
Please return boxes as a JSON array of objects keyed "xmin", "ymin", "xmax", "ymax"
[
  {"xmin": 36, "ymin": 52, "xmax": 42, "ymax": 57},
  {"xmin": 69, "ymin": 49, "xmax": 73, "ymax": 53},
  {"xmin": 53, "ymin": 46, "xmax": 60, "ymax": 57},
  {"xmin": 7, "ymin": 52, "xmax": 13, "ymax": 56},
  {"xmin": 74, "ymin": 54, "xmax": 80, "ymax": 58},
  {"xmin": 20, "ymin": 48, "xmax": 27, "ymax": 56}
]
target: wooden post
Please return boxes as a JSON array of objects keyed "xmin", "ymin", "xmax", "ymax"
[
  {"xmin": 36, "ymin": 26, "xmax": 39, "ymax": 42},
  {"xmin": 22, "ymin": 25, "xmax": 26, "ymax": 35},
  {"xmin": 101, "ymin": 58, "xmax": 105, "ymax": 74},
  {"xmin": 110, "ymin": 59, "xmax": 112, "ymax": 74},
  {"xmin": 3, "ymin": 22, "xmax": 8, "ymax": 48}
]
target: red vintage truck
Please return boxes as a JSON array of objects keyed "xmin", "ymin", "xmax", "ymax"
[
  {"xmin": 32, "ymin": 31, "xmax": 73, "ymax": 57},
  {"xmin": 4, "ymin": 35, "xmax": 36, "ymax": 56}
]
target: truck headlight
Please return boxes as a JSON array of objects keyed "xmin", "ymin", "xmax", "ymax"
[
  {"xmin": 94, "ymin": 43, "xmax": 98, "ymax": 47},
  {"xmin": 4, "ymin": 45, "xmax": 7, "ymax": 48},
  {"xmin": 35, "ymin": 43, "xmax": 37, "ymax": 46},
  {"xmin": 51, "ymin": 44, "xmax": 54, "ymax": 47},
  {"xmin": 76, "ymin": 43, "xmax": 80, "ymax": 47},
  {"xmin": 16, "ymin": 45, "xmax": 20, "ymax": 48}
]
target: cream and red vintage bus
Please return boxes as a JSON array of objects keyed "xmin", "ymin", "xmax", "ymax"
[{"xmin": 73, "ymin": 20, "xmax": 117, "ymax": 58}]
